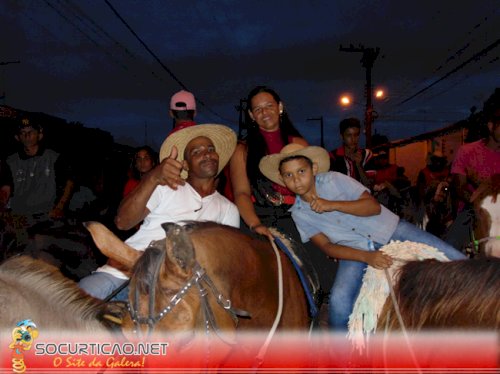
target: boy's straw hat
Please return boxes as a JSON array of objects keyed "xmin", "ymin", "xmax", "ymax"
[{"xmin": 259, "ymin": 143, "xmax": 330, "ymax": 187}]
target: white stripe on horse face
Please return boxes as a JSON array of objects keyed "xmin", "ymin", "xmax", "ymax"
[{"xmin": 481, "ymin": 197, "xmax": 500, "ymax": 258}]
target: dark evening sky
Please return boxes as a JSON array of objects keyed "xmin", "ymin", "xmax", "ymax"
[{"xmin": 1, "ymin": 0, "xmax": 498, "ymax": 150}]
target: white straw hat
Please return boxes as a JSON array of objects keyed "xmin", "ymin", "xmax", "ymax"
[
  {"xmin": 259, "ymin": 143, "xmax": 330, "ymax": 186},
  {"xmin": 160, "ymin": 124, "xmax": 237, "ymax": 179}
]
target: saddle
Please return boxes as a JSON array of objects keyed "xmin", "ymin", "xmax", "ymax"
[{"xmin": 269, "ymin": 228, "xmax": 321, "ymax": 318}]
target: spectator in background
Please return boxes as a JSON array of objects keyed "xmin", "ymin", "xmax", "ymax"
[
  {"xmin": 446, "ymin": 107, "xmax": 500, "ymax": 252},
  {"xmin": 330, "ymin": 117, "xmax": 373, "ymax": 188},
  {"xmin": 451, "ymin": 108, "xmax": 500, "ymax": 210},
  {"xmin": 415, "ymin": 150, "xmax": 452, "ymax": 236},
  {"xmin": 416, "ymin": 150, "xmax": 450, "ymax": 205},
  {"xmin": 3, "ymin": 118, "xmax": 74, "ymax": 225},
  {"xmin": 168, "ymin": 89, "xmax": 197, "ymax": 135},
  {"xmin": 122, "ymin": 146, "xmax": 158, "ymax": 197},
  {"xmin": 0, "ymin": 159, "xmax": 12, "ymax": 211},
  {"xmin": 366, "ymin": 148, "xmax": 413, "ymax": 220}
]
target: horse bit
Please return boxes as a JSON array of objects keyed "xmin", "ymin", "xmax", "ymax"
[{"xmin": 127, "ymin": 248, "xmax": 249, "ymax": 341}]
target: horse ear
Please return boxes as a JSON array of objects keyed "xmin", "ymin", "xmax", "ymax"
[
  {"xmin": 162, "ymin": 222, "xmax": 196, "ymax": 273},
  {"xmin": 84, "ymin": 221, "xmax": 140, "ymax": 269}
]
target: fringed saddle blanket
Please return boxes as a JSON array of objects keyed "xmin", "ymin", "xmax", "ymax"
[{"xmin": 347, "ymin": 240, "xmax": 449, "ymax": 351}]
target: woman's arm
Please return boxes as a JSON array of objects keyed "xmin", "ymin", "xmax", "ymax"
[{"xmin": 230, "ymin": 143, "xmax": 262, "ymax": 230}]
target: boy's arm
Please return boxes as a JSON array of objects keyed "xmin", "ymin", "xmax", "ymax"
[
  {"xmin": 311, "ymin": 232, "xmax": 392, "ymax": 269},
  {"xmin": 310, "ymin": 190, "xmax": 381, "ymax": 216}
]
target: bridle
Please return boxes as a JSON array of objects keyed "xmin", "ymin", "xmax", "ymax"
[{"xmin": 127, "ymin": 246, "xmax": 249, "ymax": 341}]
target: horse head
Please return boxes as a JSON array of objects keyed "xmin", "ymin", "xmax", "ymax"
[{"xmin": 85, "ymin": 221, "xmax": 238, "ymax": 340}]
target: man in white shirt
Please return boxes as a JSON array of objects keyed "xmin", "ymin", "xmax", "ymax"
[{"xmin": 79, "ymin": 124, "xmax": 239, "ymax": 299}]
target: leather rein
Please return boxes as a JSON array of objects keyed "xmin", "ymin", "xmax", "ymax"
[{"xmin": 127, "ymin": 247, "xmax": 249, "ymax": 341}]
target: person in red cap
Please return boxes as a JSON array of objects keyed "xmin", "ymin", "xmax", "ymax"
[{"xmin": 168, "ymin": 89, "xmax": 197, "ymax": 135}]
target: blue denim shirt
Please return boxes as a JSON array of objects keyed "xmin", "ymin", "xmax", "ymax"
[{"xmin": 290, "ymin": 172, "xmax": 399, "ymax": 250}]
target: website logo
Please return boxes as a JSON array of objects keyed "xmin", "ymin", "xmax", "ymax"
[{"xmin": 9, "ymin": 319, "xmax": 38, "ymax": 374}]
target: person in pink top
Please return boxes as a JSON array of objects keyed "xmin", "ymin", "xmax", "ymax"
[
  {"xmin": 446, "ymin": 107, "xmax": 500, "ymax": 252},
  {"xmin": 451, "ymin": 108, "xmax": 500, "ymax": 209}
]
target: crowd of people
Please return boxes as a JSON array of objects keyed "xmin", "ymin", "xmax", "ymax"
[{"xmin": 0, "ymin": 86, "xmax": 498, "ymax": 331}]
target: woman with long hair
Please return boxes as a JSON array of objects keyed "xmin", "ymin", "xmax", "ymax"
[
  {"xmin": 229, "ymin": 86, "xmax": 336, "ymax": 296},
  {"xmin": 230, "ymin": 86, "xmax": 306, "ymax": 236}
]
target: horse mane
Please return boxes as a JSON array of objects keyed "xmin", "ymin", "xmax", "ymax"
[
  {"xmin": 132, "ymin": 240, "xmax": 166, "ymax": 295},
  {"xmin": 379, "ymin": 258, "xmax": 500, "ymax": 330},
  {"xmin": 0, "ymin": 255, "xmax": 106, "ymax": 330}
]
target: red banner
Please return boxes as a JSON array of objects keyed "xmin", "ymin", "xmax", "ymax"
[{"xmin": 1, "ymin": 329, "xmax": 497, "ymax": 373}]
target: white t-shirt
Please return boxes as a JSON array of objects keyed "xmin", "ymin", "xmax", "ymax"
[{"xmin": 97, "ymin": 183, "xmax": 240, "ymax": 279}]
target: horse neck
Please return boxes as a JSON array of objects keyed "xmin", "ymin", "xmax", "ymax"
[
  {"xmin": 16, "ymin": 267, "xmax": 104, "ymax": 329},
  {"xmin": 478, "ymin": 197, "xmax": 500, "ymax": 257}
]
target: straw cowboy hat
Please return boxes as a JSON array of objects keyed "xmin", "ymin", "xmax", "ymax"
[
  {"xmin": 160, "ymin": 124, "xmax": 237, "ymax": 179},
  {"xmin": 259, "ymin": 143, "xmax": 330, "ymax": 187}
]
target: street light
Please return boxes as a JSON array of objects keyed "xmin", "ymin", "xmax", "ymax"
[
  {"xmin": 338, "ymin": 89, "xmax": 387, "ymax": 145},
  {"xmin": 307, "ymin": 116, "xmax": 324, "ymax": 148},
  {"xmin": 339, "ymin": 95, "xmax": 352, "ymax": 106}
]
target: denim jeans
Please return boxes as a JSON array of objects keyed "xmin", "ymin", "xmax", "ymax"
[
  {"xmin": 328, "ymin": 219, "xmax": 466, "ymax": 330},
  {"xmin": 78, "ymin": 271, "xmax": 129, "ymax": 301}
]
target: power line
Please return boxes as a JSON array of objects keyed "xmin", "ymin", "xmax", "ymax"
[
  {"xmin": 62, "ymin": 0, "xmax": 165, "ymax": 84},
  {"xmin": 397, "ymin": 38, "xmax": 499, "ymax": 106},
  {"xmin": 103, "ymin": 0, "xmax": 229, "ymax": 122},
  {"xmin": 382, "ymin": 12, "xmax": 498, "ymax": 115},
  {"xmin": 42, "ymin": 0, "xmax": 131, "ymax": 73}
]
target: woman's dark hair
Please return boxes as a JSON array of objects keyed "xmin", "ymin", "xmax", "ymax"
[
  {"xmin": 131, "ymin": 145, "xmax": 158, "ymax": 180},
  {"xmin": 244, "ymin": 86, "xmax": 303, "ymax": 186}
]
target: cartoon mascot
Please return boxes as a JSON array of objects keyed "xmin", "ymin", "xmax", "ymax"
[{"xmin": 9, "ymin": 319, "xmax": 39, "ymax": 374}]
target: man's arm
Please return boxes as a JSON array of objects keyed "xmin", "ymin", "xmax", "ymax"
[
  {"xmin": 51, "ymin": 154, "xmax": 75, "ymax": 218},
  {"xmin": 115, "ymin": 147, "xmax": 184, "ymax": 230},
  {"xmin": 51, "ymin": 179, "xmax": 75, "ymax": 217},
  {"xmin": 311, "ymin": 232, "xmax": 392, "ymax": 270}
]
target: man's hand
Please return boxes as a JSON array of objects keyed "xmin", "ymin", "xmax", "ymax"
[
  {"xmin": 347, "ymin": 150, "xmax": 363, "ymax": 165},
  {"xmin": 365, "ymin": 251, "xmax": 393, "ymax": 269},
  {"xmin": 153, "ymin": 146, "xmax": 185, "ymax": 190}
]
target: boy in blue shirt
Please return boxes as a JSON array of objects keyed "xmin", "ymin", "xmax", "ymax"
[{"xmin": 259, "ymin": 144, "xmax": 466, "ymax": 330}]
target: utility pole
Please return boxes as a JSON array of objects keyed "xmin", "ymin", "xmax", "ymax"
[
  {"xmin": 339, "ymin": 44, "xmax": 380, "ymax": 148},
  {"xmin": 307, "ymin": 116, "xmax": 324, "ymax": 148},
  {"xmin": 235, "ymin": 98, "xmax": 247, "ymax": 139},
  {"xmin": 0, "ymin": 60, "xmax": 21, "ymax": 104}
]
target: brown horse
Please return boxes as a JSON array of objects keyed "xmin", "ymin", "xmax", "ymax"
[
  {"xmin": 349, "ymin": 242, "xmax": 500, "ymax": 350},
  {"xmin": 85, "ymin": 220, "xmax": 310, "ymax": 339},
  {"xmin": 377, "ymin": 257, "xmax": 500, "ymax": 330}
]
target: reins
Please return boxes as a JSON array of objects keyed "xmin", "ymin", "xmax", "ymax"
[
  {"xmin": 128, "ymin": 250, "xmax": 249, "ymax": 342},
  {"xmin": 469, "ymin": 234, "xmax": 500, "ymax": 255},
  {"xmin": 382, "ymin": 258, "xmax": 421, "ymax": 374},
  {"xmin": 253, "ymin": 235, "xmax": 284, "ymax": 368}
]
